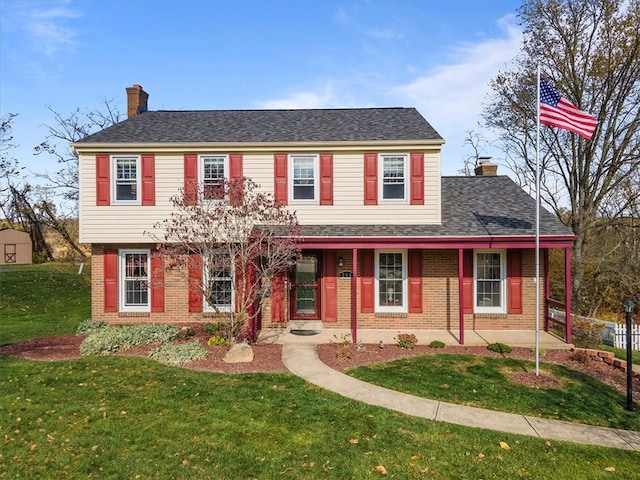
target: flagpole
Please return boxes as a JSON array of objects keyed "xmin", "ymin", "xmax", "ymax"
[{"xmin": 535, "ymin": 64, "xmax": 541, "ymax": 376}]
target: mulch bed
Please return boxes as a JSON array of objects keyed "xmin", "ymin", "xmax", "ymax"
[{"xmin": 2, "ymin": 332, "xmax": 639, "ymax": 397}]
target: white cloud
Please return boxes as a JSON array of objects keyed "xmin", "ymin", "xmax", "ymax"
[
  {"xmin": 24, "ymin": 1, "xmax": 82, "ymax": 56},
  {"xmin": 258, "ymin": 81, "xmax": 355, "ymax": 109},
  {"xmin": 390, "ymin": 15, "xmax": 522, "ymax": 171}
]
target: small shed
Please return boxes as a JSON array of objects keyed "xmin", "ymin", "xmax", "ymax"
[{"xmin": 0, "ymin": 229, "xmax": 32, "ymax": 265}]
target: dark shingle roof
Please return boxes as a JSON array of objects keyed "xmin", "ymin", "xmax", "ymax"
[
  {"xmin": 300, "ymin": 176, "xmax": 572, "ymax": 238},
  {"xmin": 76, "ymin": 108, "xmax": 443, "ymax": 144}
]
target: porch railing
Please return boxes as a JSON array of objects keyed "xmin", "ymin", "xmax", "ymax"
[{"xmin": 546, "ymin": 298, "xmax": 568, "ymax": 341}]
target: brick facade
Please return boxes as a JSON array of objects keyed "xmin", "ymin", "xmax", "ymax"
[{"xmin": 92, "ymin": 245, "xmax": 545, "ymax": 331}]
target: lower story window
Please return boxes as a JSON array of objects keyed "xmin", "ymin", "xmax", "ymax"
[
  {"xmin": 119, "ymin": 250, "xmax": 150, "ymax": 312},
  {"xmin": 475, "ymin": 250, "xmax": 506, "ymax": 312},
  {"xmin": 203, "ymin": 262, "xmax": 234, "ymax": 313},
  {"xmin": 375, "ymin": 250, "xmax": 406, "ymax": 312}
]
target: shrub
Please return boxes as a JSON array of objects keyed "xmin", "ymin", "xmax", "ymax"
[
  {"xmin": 395, "ymin": 333, "xmax": 418, "ymax": 349},
  {"xmin": 76, "ymin": 319, "xmax": 108, "ymax": 336},
  {"xmin": 175, "ymin": 326, "xmax": 196, "ymax": 340},
  {"xmin": 487, "ymin": 342, "xmax": 513, "ymax": 354},
  {"xmin": 204, "ymin": 322, "xmax": 222, "ymax": 334},
  {"xmin": 571, "ymin": 318, "xmax": 605, "ymax": 349},
  {"xmin": 149, "ymin": 340, "xmax": 209, "ymax": 366},
  {"xmin": 331, "ymin": 333, "xmax": 351, "ymax": 346},
  {"xmin": 79, "ymin": 324, "xmax": 179, "ymax": 356},
  {"xmin": 429, "ymin": 340, "xmax": 446, "ymax": 349},
  {"xmin": 207, "ymin": 334, "xmax": 228, "ymax": 346}
]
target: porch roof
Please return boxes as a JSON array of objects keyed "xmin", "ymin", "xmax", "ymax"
[{"xmin": 299, "ymin": 175, "xmax": 575, "ymax": 249}]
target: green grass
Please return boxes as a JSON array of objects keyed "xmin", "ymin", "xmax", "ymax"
[
  {"xmin": 348, "ymin": 354, "xmax": 640, "ymax": 431},
  {"xmin": 2, "ymin": 355, "xmax": 639, "ymax": 479},
  {"xmin": 599, "ymin": 344, "xmax": 640, "ymax": 365},
  {"xmin": 0, "ymin": 263, "xmax": 90, "ymax": 345},
  {"xmin": 2, "ymin": 263, "xmax": 639, "ymax": 478}
]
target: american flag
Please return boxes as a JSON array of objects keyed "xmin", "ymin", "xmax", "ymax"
[{"xmin": 539, "ymin": 77, "xmax": 598, "ymax": 140}]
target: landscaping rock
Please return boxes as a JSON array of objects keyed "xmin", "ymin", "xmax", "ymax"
[{"xmin": 223, "ymin": 343, "xmax": 254, "ymax": 363}]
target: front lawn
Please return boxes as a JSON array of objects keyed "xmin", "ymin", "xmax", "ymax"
[
  {"xmin": 0, "ymin": 263, "xmax": 90, "ymax": 345},
  {"xmin": 2, "ymin": 354, "xmax": 639, "ymax": 479},
  {"xmin": 347, "ymin": 354, "xmax": 640, "ymax": 431}
]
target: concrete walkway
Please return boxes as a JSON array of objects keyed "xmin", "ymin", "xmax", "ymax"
[{"xmin": 271, "ymin": 331, "xmax": 640, "ymax": 452}]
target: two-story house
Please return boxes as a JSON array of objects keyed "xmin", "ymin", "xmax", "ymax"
[{"xmin": 74, "ymin": 85, "xmax": 575, "ymax": 344}]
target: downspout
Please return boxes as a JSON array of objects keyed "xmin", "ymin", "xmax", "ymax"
[
  {"xmin": 352, "ymin": 248, "xmax": 358, "ymax": 343},
  {"xmin": 544, "ymin": 248, "xmax": 550, "ymax": 331},
  {"xmin": 458, "ymin": 248, "xmax": 465, "ymax": 345}
]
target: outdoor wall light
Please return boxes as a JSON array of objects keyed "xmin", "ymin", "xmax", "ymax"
[{"xmin": 338, "ymin": 256, "xmax": 344, "ymax": 267}]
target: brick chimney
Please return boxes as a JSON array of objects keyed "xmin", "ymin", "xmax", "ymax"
[
  {"xmin": 474, "ymin": 159, "xmax": 498, "ymax": 176},
  {"xmin": 126, "ymin": 84, "xmax": 149, "ymax": 118}
]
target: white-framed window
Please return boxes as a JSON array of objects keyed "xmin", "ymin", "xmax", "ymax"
[
  {"xmin": 375, "ymin": 249, "xmax": 407, "ymax": 312},
  {"xmin": 379, "ymin": 154, "xmax": 408, "ymax": 202},
  {"xmin": 203, "ymin": 260, "xmax": 234, "ymax": 313},
  {"xmin": 112, "ymin": 155, "xmax": 140, "ymax": 203},
  {"xmin": 289, "ymin": 154, "xmax": 318, "ymax": 203},
  {"xmin": 119, "ymin": 249, "xmax": 150, "ymax": 312},
  {"xmin": 474, "ymin": 250, "xmax": 506, "ymax": 313},
  {"xmin": 200, "ymin": 154, "xmax": 229, "ymax": 200}
]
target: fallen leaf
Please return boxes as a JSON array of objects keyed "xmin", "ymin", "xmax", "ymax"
[
  {"xmin": 349, "ymin": 438, "xmax": 359, "ymax": 444},
  {"xmin": 410, "ymin": 455, "xmax": 419, "ymax": 461},
  {"xmin": 604, "ymin": 467, "xmax": 616, "ymax": 472},
  {"xmin": 375, "ymin": 465, "xmax": 387, "ymax": 475},
  {"xmin": 477, "ymin": 452, "xmax": 485, "ymax": 459},
  {"xmin": 499, "ymin": 441, "xmax": 511, "ymax": 450}
]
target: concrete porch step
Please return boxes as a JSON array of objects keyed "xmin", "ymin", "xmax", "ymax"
[{"xmin": 288, "ymin": 320, "xmax": 323, "ymax": 332}]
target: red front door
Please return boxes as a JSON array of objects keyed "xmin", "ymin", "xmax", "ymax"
[{"xmin": 290, "ymin": 252, "xmax": 321, "ymax": 320}]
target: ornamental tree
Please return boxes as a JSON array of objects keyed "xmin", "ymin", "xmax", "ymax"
[{"xmin": 149, "ymin": 177, "xmax": 300, "ymax": 343}]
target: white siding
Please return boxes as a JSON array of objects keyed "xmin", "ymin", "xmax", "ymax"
[{"xmin": 79, "ymin": 149, "xmax": 442, "ymax": 243}]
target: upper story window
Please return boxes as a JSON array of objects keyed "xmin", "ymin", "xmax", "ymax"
[
  {"xmin": 200, "ymin": 154, "xmax": 228, "ymax": 200},
  {"xmin": 375, "ymin": 250, "xmax": 407, "ymax": 312},
  {"xmin": 119, "ymin": 249, "xmax": 150, "ymax": 312},
  {"xmin": 290, "ymin": 154, "xmax": 318, "ymax": 203},
  {"xmin": 379, "ymin": 154, "xmax": 408, "ymax": 202},
  {"xmin": 474, "ymin": 250, "xmax": 506, "ymax": 313},
  {"xmin": 113, "ymin": 155, "xmax": 140, "ymax": 203}
]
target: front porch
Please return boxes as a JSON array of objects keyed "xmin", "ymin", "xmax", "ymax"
[{"xmin": 258, "ymin": 328, "xmax": 570, "ymax": 349}]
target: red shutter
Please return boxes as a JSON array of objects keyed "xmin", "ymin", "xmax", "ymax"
[
  {"xmin": 229, "ymin": 154, "xmax": 243, "ymax": 180},
  {"xmin": 410, "ymin": 152, "xmax": 424, "ymax": 205},
  {"xmin": 323, "ymin": 251, "xmax": 338, "ymax": 322},
  {"xmin": 360, "ymin": 250, "xmax": 374, "ymax": 313},
  {"xmin": 462, "ymin": 250, "xmax": 474, "ymax": 314},
  {"xmin": 507, "ymin": 250, "xmax": 523, "ymax": 314},
  {"xmin": 363, "ymin": 153, "xmax": 378, "ymax": 205},
  {"xmin": 151, "ymin": 252, "xmax": 164, "ymax": 312},
  {"xmin": 271, "ymin": 274, "xmax": 286, "ymax": 322},
  {"xmin": 188, "ymin": 253, "xmax": 202, "ymax": 313},
  {"xmin": 184, "ymin": 154, "xmax": 198, "ymax": 205},
  {"xmin": 274, "ymin": 154, "xmax": 288, "ymax": 205},
  {"xmin": 96, "ymin": 154, "xmax": 110, "ymax": 206},
  {"xmin": 141, "ymin": 154, "xmax": 155, "ymax": 206},
  {"xmin": 228, "ymin": 154, "xmax": 244, "ymax": 206},
  {"xmin": 320, "ymin": 153, "xmax": 333, "ymax": 206},
  {"xmin": 104, "ymin": 249, "xmax": 118, "ymax": 312},
  {"xmin": 408, "ymin": 250, "xmax": 423, "ymax": 313}
]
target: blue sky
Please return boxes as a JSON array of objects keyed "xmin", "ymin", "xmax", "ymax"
[{"xmin": 1, "ymin": 0, "xmax": 523, "ymax": 182}]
